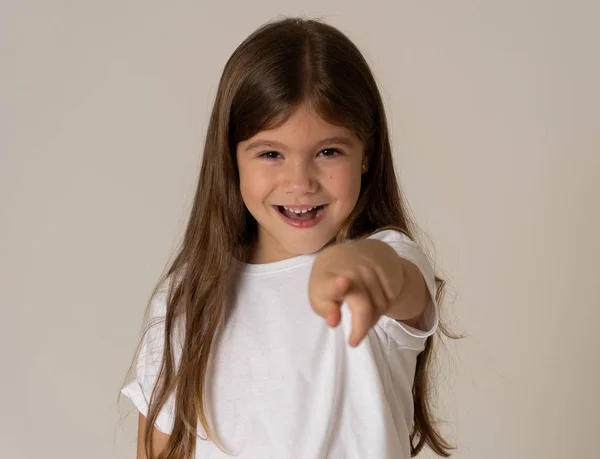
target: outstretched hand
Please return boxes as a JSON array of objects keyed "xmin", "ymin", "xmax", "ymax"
[{"xmin": 308, "ymin": 239, "xmax": 405, "ymax": 347}]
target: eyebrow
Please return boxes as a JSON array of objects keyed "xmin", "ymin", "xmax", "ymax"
[{"xmin": 244, "ymin": 136, "xmax": 356, "ymax": 152}]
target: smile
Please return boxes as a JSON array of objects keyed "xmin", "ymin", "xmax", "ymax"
[{"xmin": 272, "ymin": 204, "xmax": 328, "ymax": 228}]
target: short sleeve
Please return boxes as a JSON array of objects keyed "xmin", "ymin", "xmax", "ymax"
[
  {"xmin": 121, "ymin": 283, "xmax": 178, "ymax": 434},
  {"xmin": 369, "ymin": 229, "xmax": 439, "ymax": 351}
]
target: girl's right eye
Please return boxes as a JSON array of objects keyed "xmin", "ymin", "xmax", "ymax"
[{"xmin": 259, "ymin": 151, "xmax": 282, "ymax": 160}]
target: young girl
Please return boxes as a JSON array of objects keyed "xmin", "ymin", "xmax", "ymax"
[{"xmin": 122, "ymin": 17, "xmax": 452, "ymax": 459}]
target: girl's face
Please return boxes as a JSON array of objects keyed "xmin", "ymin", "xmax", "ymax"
[{"xmin": 236, "ymin": 103, "xmax": 366, "ymax": 263}]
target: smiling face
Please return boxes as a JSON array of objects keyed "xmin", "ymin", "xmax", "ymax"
[{"xmin": 236, "ymin": 103, "xmax": 367, "ymax": 263}]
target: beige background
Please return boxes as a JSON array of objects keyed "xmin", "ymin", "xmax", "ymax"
[{"xmin": 2, "ymin": 1, "xmax": 598, "ymax": 458}]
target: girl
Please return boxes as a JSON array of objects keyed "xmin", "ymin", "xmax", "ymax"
[{"xmin": 122, "ymin": 17, "xmax": 452, "ymax": 459}]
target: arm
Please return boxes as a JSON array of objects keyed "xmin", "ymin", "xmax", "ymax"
[
  {"xmin": 369, "ymin": 239, "xmax": 429, "ymax": 328},
  {"xmin": 309, "ymin": 238, "xmax": 430, "ymax": 346},
  {"xmin": 136, "ymin": 413, "xmax": 169, "ymax": 459}
]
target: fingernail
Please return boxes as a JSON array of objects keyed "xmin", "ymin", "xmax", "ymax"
[
  {"xmin": 326, "ymin": 314, "xmax": 333, "ymax": 326},
  {"xmin": 326, "ymin": 312, "xmax": 337, "ymax": 327}
]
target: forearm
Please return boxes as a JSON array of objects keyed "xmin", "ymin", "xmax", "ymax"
[
  {"xmin": 387, "ymin": 256, "xmax": 429, "ymax": 325},
  {"xmin": 368, "ymin": 240, "xmax": 429, "ymax": 324}
]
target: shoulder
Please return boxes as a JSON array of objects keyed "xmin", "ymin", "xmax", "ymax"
[
  {"xmin": 366, "ymin": 228, "xmax": 414, "ymax": 245},
  {"xmin": 147, "ymin": 270, "xmax": 186, "ymax": 320},
  {"xmin": 366, "ymin": 228, "xmax": 432, "ymax": 276},
  {"xmin": 366, "ymin": 229, "xmax": 431, "ymax": 277}
]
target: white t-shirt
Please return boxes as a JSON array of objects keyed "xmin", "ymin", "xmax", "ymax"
[{"xmin": 122, "ymin": 229, "xmax": 438, "ymax": 459}]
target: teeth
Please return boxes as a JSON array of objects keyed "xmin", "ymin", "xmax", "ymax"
[{"xmin": 283, "ymin": 205, "xmax": 319, "ymax": 214}]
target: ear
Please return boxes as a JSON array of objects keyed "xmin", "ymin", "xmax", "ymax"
[{"xmin": 364, "ymin": 135, "xmax": 376, "ymax": 161}]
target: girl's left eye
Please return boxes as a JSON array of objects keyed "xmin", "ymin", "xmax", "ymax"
[{"xmin": 318, "ymin": 148, "xmax": 341, "ymax": 157}]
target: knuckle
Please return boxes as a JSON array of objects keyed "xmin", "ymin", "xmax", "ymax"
[{"xmin": 356, "ymin": 264, "xmax": 374, "ymax": 279}]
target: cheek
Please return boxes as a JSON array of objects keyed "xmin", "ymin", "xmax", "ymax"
[
  {"xmin": 237, "ymin": 162, "xmax": 253, "ymax": 204},
  {"xmin": 238, "ymin": 164, "xmax": 272, "ymax": 205},
  {"xmin": 327, "ymin": 165, "xmax": 362, "ymax": 201}
]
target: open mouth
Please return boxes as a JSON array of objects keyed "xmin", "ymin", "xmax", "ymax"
[{"xmin": 275, "ymin": 205, "xmax": 326, "ymax": 221}]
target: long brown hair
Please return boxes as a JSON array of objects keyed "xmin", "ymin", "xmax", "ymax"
[{"xmin": 138, "ymin": 17, "xmax": 453, "ymax": 458}]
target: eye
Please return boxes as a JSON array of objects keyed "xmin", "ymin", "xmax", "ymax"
[
  {"xmin": 318, "ymin": 148, "xmax": 341, "ymax": 158},
  {"xmin": 258, "ymin": 151, "xmax": 282, "ymax": 160}
]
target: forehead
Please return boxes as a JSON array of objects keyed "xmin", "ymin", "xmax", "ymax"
[{"xmin": 239, "ymin": 104, "xmax": 361, "ymax": 151}]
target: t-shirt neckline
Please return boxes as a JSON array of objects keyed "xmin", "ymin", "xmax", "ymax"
[{"xmin": 238, "ymin": 252, "xmax": 317, "ymax": 275}]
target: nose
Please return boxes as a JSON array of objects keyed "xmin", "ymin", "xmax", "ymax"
[{"xmin": 282, "ymin": 159, "xmax": 318, "ymax": 194}]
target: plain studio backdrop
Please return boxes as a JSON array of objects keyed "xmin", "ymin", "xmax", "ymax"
[{"xmin": 1, "ymin": 1, "xmax": 598, "ymax": 458}]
